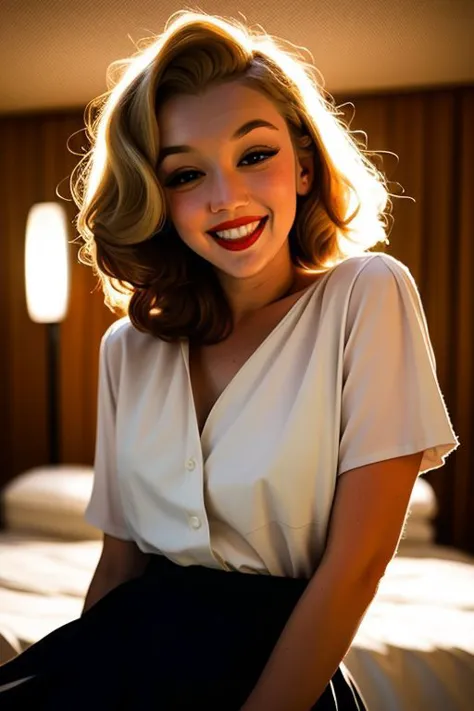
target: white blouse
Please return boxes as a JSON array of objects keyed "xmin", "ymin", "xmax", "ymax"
[{"xmin": 84, "ymin": 253, "xmax": 460, "ymax": 578}]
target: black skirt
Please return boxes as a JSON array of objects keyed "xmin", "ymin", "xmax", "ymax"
[{"xmin": 0, "ymin": 554, "xmax": 368, "ymax": 710}]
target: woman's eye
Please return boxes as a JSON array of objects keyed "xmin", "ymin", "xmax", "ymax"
[
  {"xmin": 239, "ymin": 148, "xmax": 279, "ymax": 166},
  {"xmin": 165, "ymin": 148, "xmax": 279, "ymax": 188},
  {"xmin": 165, "ymin": 170, "xmax": 201, "ymax": 188}
]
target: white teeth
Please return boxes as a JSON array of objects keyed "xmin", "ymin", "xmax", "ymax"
[{"xmin": 215, "ymin": 220, "xmax": 261, "ymax": 240}]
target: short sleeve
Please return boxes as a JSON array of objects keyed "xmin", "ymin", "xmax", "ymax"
[
  {"xmin": 337, "ymin": 254, "xmax": 460, "ymax": 477},
  {"xmin": 84, "ymin": 326, "xmax": 133, "ymax": 539}
]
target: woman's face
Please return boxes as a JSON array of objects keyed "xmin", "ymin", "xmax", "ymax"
[{"xmin": 156, "ymin": 80, "xmax": 312, "ymax": 310}]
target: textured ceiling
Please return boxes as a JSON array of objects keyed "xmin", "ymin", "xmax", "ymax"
[{"xmin": 1, "ymin": 0, "xmax": 473, "ymax": 115}]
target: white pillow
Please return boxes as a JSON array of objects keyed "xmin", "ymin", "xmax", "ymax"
[
  {"xmin": 407, "ymin": 477, "xmax": 438, "ymax": 520},
  {"xmin": 398, "ymin": 479, "xmax": 438, "ymax": 546},
  {"xmin": 1, "ymin": 466, "xmax": 101, "ymax": 540},
  {"xmin": 400, "ymin": 517, "xmax": 435, "ymax": 545}
]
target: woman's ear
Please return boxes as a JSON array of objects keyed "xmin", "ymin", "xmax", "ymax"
[{"xmin": 295, "ymin": 154, "xmax": 314, "ymax": 197}]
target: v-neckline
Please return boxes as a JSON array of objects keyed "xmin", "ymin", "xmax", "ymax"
[{"xmin": 181, "ymin": 272, "xmax": 331, "ymax": 441}]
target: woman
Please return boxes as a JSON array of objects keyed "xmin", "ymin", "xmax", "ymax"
[{"xmin": 0, "ymin": 10, "xmax": 459, "ymax": 710}]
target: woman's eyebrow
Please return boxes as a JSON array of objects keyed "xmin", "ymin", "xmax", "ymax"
[{"xmin": 157, "ymin": 118, "xmax": 279, "ymax": 166}]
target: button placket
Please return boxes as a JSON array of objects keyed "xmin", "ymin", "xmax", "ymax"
[{"xmin": 185, "ymin": 456, "xmax": 203, "ymax": 531}]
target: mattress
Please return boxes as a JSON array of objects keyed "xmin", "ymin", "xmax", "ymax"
[{"xmin": 0, "ymin": 533, "xmax": 473, "ymax": 710}]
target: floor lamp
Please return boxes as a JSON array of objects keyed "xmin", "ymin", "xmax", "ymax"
[{"xmin": 25, "ymin": 202, "xmax": 70, "ymax": 466}]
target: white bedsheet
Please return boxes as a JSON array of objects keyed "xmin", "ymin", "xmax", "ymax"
[
  {"xmin": 0, "ymin": 534, "xmax": 100, "ymax": 651},
  {"xmin": 344, "ymin": 544, "xmax": 474, "ymax": 710},
  {"xmin": 0, "ymin": 534, "xmax": 473, "ymax": 710}
]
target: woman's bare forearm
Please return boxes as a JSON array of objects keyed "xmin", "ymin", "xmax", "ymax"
[
  {"xmin": 81, "ymin": 558, "xmax": 148, "ymax": 615},
  {"xmin": 81, "ymin": 567, "xmax": 129, "ymax": 615},
  {"xmin": 240, "ymin": 559, "xmax": 380, "ymax": 711},
  {"xmin": 82, "ymin": 536, "xmax": 150, "ymax": 615}
]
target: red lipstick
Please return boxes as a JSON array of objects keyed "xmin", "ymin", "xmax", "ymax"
[
  {"xmin": 207, "ymin": 216, "xmax": 265, "ymax": 233},
  {"xmin": 210, "ymin": 216, "xmax": 268, "ymax": 252}
]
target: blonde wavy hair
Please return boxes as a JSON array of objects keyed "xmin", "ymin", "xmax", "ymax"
[{"xmin": 71, "ymin": 9, "xmax": 392, "ymax": 345}]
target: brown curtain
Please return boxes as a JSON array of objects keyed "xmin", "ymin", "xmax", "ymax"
[{"xmin": 0, "ymin": 85, "xmax": 472, "ymax": 553}]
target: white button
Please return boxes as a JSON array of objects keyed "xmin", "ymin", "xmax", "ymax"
[
  {"xmin": 189, "ymin": 515, "xmax": 202, "ymax": 529},
  {"xmin": 186, "ymin": 458, "xmax": 196, "ymax": 471}
]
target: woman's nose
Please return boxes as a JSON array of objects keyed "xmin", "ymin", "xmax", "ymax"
[{"xmin": 208, "ymin": 171, "xmax": 249, "ymax": 213}]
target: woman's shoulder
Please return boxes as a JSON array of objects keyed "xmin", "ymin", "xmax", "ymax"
[
  {"xmin": 100, "ymin": 316, "xmax": 170, "ymax": 370},
  {"xmin": 324, "ymin": 252, "xmax": 413, "ymax": 301},
  {"xmin": 101, "ymin": 315, "xmax": 133, "ymax": 348},
  {"xmin": 102, "ymin": 315, "xmax": 169, "ymax": 348},
  {"xmin": 100, "ymin": 317, "xmax": 134, "ymax": 364},
  {"xmin": 330, "ymin": 251, "xmax": 410, "ymax": 282}
]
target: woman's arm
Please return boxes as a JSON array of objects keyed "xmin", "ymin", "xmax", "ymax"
[
  {"xmin": 82, "ymin": 534, "xmax": 150, "ymax": 615},
  {"xmin": 241, "ymin": 451, "xmax": 424, "ymax": 711}
]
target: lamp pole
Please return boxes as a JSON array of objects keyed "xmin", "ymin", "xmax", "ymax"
[{"xmin": 46, "ymin": 322, "xmax": 60, "ymax": 465}]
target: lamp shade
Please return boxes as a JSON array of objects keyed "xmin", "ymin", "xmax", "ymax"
[{"xmin": 25, "ymin": 202, "xmax": 70, "ymax": 323}]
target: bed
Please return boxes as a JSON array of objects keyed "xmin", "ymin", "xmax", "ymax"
[{"xmin": 1, "ymin": 466, "xmax": 473, "ymax": 710}]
